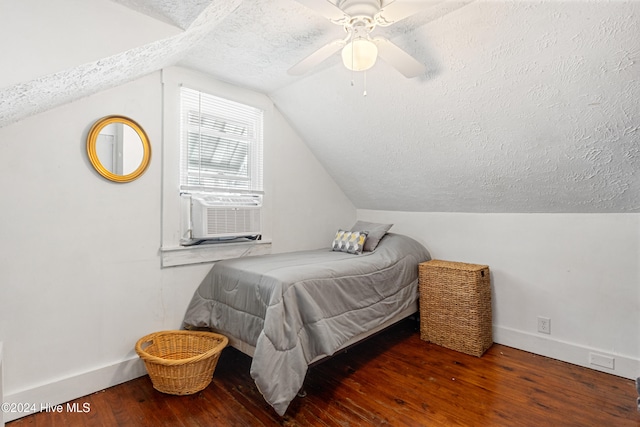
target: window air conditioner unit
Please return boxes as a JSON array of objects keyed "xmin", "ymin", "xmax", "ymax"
[{"xmin": 190, "ymin": 195, "xmax": 262, "ymax": 239}]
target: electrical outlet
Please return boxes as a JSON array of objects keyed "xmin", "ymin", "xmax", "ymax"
[
  {"xmin": 537, "ymin": 316, "xmax": 551, "ymax": 334},
  {"xmin": 589, "ymin": 353, "xmax": 615, "ymax": 370}
]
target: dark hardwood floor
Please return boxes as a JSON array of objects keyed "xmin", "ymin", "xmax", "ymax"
[{"xmin": 9, "ymin": 318, "xmax": 640, "ymax": 426}]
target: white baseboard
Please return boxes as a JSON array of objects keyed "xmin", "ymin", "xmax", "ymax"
[
  {"xmin": 2, "ymin": 356, "xmax": 147, "ymax": 423},
  {"xmin": 494, "ymin": 325, "xmax": 640, "ymax": 380}
]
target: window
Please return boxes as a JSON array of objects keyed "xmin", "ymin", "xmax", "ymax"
[
  {"xmin": 179, "ymin": 87, "xmax": 264, "ymax": 242},
  {"xmin": 180, "ymin": 87, "xmax": 263, "ymax": 195}
]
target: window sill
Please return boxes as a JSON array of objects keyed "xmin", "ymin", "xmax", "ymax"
[{"xmin": 161, "ymin": 240, "xmax": 272, "ymax": 267}]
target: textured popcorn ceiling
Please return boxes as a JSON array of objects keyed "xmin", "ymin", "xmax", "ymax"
[
  {"xmin": 1, "ymin": 0, "xmax": 638, "ymax": 213},
  {"xmin": 111, "ymin": 0, "xmax": 211, "ymax": 29}
]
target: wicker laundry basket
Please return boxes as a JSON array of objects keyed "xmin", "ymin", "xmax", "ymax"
[
  {"xmin": 135, "ymin": 330, "xmax": 228, "ymax": 395},
  {"xmin": 419, "ymin": 260, "xmax": 492, "ymax": 357}
]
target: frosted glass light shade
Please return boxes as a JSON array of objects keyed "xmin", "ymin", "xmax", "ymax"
[{"xmin": 341, "ymin": 39, "xmax": 378, "ymax": 71}]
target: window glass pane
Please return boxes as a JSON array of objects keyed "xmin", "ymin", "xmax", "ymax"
[
  {"xmin": 180, "ymin": 87, "xmax": 263, "ymax": 194},
  {"xmin": 187, "ymin": 134, "xmax": 248, "ymax": 176}
]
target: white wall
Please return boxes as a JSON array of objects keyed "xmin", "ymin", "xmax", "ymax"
[
  {"xmin": 0, "ymin": 70, "xmax": 355, "ymax": 422},
  {"xmin": 358, "ymin": 210, "xmax": 640, "ymax": 379},
  {"xmin": 267, "ymin": 107, "xmax": 356, "ymax": 253}
]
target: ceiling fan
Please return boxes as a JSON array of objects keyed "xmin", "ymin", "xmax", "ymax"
[{"xmin": 288, "ymin": 0, "xmax": 438, "ymax": 78}]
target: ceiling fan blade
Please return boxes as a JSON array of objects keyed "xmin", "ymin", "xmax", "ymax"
[
  {"xmin": 294, "ymin": 0, "xmax": 349, "ymax": 23},
  {"xmin": 288, "ymin": 39, "xmax": 346, "ymax": 76},
  {"xmin": 372, "ymin": 37, "xmax": 426, "ymax": 78},
  {"xmin": 376, "ymin": 0, "xmax": 476, "ymax": 26},
  {"xmin": 375, "ymin": 0, "xmax": 442, "ymax": 26}
]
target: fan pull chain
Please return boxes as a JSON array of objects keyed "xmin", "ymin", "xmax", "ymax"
[
  {"xmin": 350, "ymin": 31, "xmax": 355, "ymax": 87},
  {"xmin": 363, "ymin": 71, "xmax": 367, "ymax": 97}
]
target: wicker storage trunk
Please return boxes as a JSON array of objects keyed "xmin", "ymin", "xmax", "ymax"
[{"xmin": 419, "ymin": 260, "xmax": 492, "ymax": 357}]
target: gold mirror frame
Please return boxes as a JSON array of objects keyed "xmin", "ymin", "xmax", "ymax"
[{"xmin": 86, "ymin": 115, "xmax": 151, "ymax": 183}]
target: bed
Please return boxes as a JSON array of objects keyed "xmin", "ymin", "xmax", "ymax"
[{"xmin": 182, "ymin": 227, "xmax": 430, "ymax": 415}]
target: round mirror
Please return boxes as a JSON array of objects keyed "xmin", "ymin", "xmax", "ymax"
[{"xmin": 86, "ymin": 115, "xmax": 151, "ymax": 183}]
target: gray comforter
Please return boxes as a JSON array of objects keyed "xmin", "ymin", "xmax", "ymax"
[{"xmin": 182, "ymin": 233, "xmax": 430, "ymax": 415}]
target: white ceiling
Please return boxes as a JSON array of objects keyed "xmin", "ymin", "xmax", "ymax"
[{"xmin": 1, "ymin": 0, "xmax": 638, "ymax": 213}]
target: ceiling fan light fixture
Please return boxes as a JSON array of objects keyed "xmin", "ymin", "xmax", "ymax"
[{"xmin": 341, "ymin": 38, "xmax": 378, "ymax": 71}]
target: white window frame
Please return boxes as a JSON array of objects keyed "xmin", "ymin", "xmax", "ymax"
[
  {"xmin": 179, "ymin": 86, "xmax": 264, "ymax": 243},
  {"xmin": 160, "ymin": 67, "xmax": 272, "ymax": 267},
  {"xmin": 179, "ymin": 86, "xmax": 264, "ymax": 196}
]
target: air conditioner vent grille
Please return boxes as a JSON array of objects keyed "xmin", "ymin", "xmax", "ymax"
[
  {"xmin": 205, "ymin": 207, "xmax": 261, "ymax": 236},
  {"xmin": 190, "ymin": 195, "xmax": 262, "ymax": 239}
]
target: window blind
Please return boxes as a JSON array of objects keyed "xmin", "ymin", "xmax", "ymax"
[{"xmin": 180, "ymin": 87, "xmax": 264, "ymax": 195}]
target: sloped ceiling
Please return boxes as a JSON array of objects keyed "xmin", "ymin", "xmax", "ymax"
[{"xmin": 1, "ymin": 0, "xmax": 638, "ymax": 213}]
